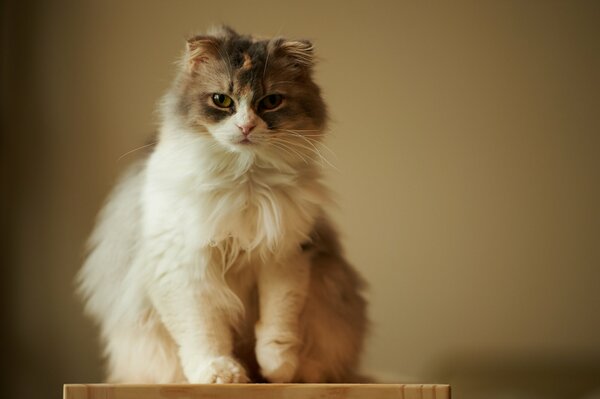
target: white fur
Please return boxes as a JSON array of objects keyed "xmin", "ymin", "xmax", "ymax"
[{"xmin": 77, "ymin": 90, "xmax": 331, "ymax": 383}]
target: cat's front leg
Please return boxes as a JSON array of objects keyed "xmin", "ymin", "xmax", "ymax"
[
  {"xmin": 147, "ymin": 251, "xmax": 249, "ymax": 384},
  {"xmin": 255, "ymin": 251, "xmax": 311, "ymax": 382}
]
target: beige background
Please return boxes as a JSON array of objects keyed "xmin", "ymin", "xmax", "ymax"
[{"xmin": 2, "ymin": 1, "xmax": 599, "ymax": 398}]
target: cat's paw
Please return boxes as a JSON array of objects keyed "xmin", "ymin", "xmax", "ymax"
[
  {"xmin": 186, "ymin": 356, "xmax": 249, "ymax": 384},
  {"xmin": 255, "ymin": 331, "xmax": 300, "ymax": 383}
]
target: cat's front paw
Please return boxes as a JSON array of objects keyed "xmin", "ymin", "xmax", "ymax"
[
  {"xmin": 255, "ymin": 326, "xmax": 300, "ymax": 382},
  {"xmin": 186, "ymin": 356, "xmax": 249, "ymax": 384}
]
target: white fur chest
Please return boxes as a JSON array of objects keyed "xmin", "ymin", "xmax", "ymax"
[{"xmin": 141, "ymin": 136, "xmax": 327, "ymax": 269}]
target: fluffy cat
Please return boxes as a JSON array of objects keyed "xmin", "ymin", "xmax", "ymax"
[{"xmin": 77, "ymin": 26, "xmax": 368, "ymax": 384}]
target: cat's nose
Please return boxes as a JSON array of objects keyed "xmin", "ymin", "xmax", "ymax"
[{"xmin": 236, "ymin": 124, "xmax": 256, "ymax": 136}]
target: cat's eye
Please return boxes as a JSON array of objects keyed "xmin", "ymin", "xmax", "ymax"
[
  {"xmin": 259, "ymin": 94, "xmax": 283, "ymax": 110},
  {"xmin": 212, "ymin": 93, "xmax": 233, "ymax": 108}
]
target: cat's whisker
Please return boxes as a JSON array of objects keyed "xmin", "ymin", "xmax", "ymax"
[
  {"xmin": 278, "ymin": 129, "xmax": 322, "ymax": 132},
  {"xmin": 271, "ymin": 131, "xmax": 325, "ymax": 138},
  {"xmin": 282, "ymin": 128, "xmax": 338, "ymax": 140},
  {"xmin": 288, "ymin": 134, "xmax": 325, "ymax": 137},
  {"xmin": 270, "ymin": 139, "xmax": 311, "ymax": 165},
  {"xmin": 271, "ymin": 142, "xmax": 311, "ymax": 166},
  {"xmin": 273, "ymin": 138, "xmax": 318, "ymax": 165},
  {"xmin": 273, "ymin": 134, "xmax": 326, "ymax": 139},
  {"xmin": 294, "ymin": 142, "xmax": 337, "ymax": 172},
  {"xmin": 315, "ymin": 142, "xmax": 338, "ymax": 159},
  {"xmin": 271, "ymin": 130, "xmax": 328, "ymax": 143},
  {"xmin": 282, "ymin": 132, "xmax": 323, "ymax": 153},
  {"xmin": 275, "ymin": 132, "xmax": 339, "ymax": 170},
  {"xmin": 118, "ymin": 142, "xmax": 157, "ymax": 161},
  {"xmin": 284, "ymin": 143, "xmax": 326, "ymax": 169},
  {"xmin": 268, "ymin": 141, "xmax": 299, "ymax": 162},
  {"xmin": 272, "ymin": 136, "xmax": 338, "ymax": 171},
  {"xmin": 263, "ymin": 41, "xmax": 272, "ymax": 81},
  {"xmin": 283, "ymin": 130, "xmax": 338, "ymax": 160}
]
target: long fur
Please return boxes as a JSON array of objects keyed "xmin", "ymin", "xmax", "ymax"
[{"xmin": 77, "ymin": 27, "xmax": 367, "ymax": 383}]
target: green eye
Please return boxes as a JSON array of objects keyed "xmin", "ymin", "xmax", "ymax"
[
  {"xmin": 212, "ymin": 93, "xmax": 233, "ymax": 108},
  {"xmin": 260, "ymin": 94, "xmax": 283, "ymax": 110}
]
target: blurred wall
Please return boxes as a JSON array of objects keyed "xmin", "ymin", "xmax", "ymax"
[{"xmin": 3, "ymin": 1, "xmax": 600, "ymax": 398}]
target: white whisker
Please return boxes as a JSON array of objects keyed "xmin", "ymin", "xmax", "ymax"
[
  {"xmin": 272, "ymin": 136, "xmax": 338, "ymax": 171},
  {"xmin": 263, "ymin": 41, "xmax": 272, "ymax": 81},
  {"xmin": 271, "ymin": 141, "xmax": 309, "ymax": 165},
  {"xmin": 272, "ymin": 130, "xmax": 339, "ymax": 170},
  {"xmin": 118, "ymin": 142, "xmax": 157, "ymax": 161},
  {"xmin": 282, "ymin": 130, "xmax": 338, "ymax": 159},
  {"xmin": 270, "ymin": 138, "xmax": 312, "ymax": 165}
]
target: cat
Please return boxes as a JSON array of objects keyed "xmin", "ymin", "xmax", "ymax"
[{"xmin": 77, "ymin": 26, "xmax": 368, "ymax": 384}]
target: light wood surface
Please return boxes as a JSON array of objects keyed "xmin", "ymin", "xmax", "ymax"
[{"xmin": 63, "ymin": 384, "xmax": 450, "ymax": 399}]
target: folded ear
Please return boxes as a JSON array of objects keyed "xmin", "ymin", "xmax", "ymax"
[
  {"xmin": 277, "ymin": 39, "xmax": 315, "ymax": 69},
  {"xmin": 185, "ymin": 35, "xmax": 222, "ymax": 71}
]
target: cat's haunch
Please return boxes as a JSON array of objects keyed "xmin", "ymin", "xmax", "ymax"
[{"xmin": 77, "ymin": 26, "xmax": 368, "ymax": 384}]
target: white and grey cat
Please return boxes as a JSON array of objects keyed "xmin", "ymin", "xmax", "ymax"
[{"xmin": 77, "ymin": 26, "xmax": 368, "ymax": 384}]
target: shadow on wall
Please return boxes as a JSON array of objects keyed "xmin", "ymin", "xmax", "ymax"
[{"xmin": 434, "ymin": 354, "xmax": 600, "ymax": 399}]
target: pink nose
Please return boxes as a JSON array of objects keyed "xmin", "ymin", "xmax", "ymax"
[{"xmin": 236, "ymin": 124, "xmax": 256, "ymax": 136}]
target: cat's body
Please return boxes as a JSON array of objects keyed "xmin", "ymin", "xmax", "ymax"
[{"xmin": 78, "ymin": 27, "xmax": 367, "ymax": 384}]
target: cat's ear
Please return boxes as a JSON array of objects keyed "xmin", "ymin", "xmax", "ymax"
[
  {"xmin": 185, "ymin": 36, "xmax": 221, "ymax": 72},
  {"xmin": 277, "ymin": 39, "xmax": 315, "ymax": 69}
]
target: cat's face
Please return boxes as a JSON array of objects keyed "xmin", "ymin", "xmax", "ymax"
[{"xmin": 173, "ymin": 28, "xmax": 327, "ymax": 159}]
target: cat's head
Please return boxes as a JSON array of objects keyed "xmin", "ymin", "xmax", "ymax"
[{"xmin": 167, "ymin": 26, "xmax": 327, "ymax": 161}]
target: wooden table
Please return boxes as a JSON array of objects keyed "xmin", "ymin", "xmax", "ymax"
[{"xmin": 63, "ymin": 384, "xmax": 451, "ymax": 399}]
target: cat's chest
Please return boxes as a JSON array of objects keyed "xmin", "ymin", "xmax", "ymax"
[
  {"xmin": 144, "ymin": 157, "xmax": 323, "ymax": 255},
  {"xmin": 196, "ymin": 173, "xmax": 318, "ymax": 250}
]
